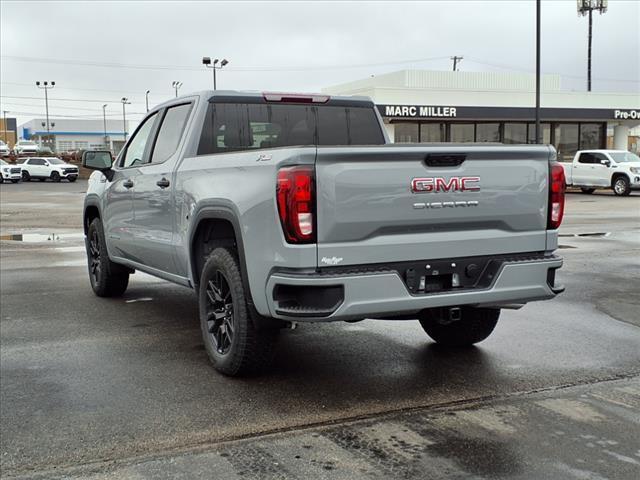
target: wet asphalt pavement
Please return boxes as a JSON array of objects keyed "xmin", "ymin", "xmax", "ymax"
[{"xmin": 1, "ymin": 181, "xmax": 639, "ymax": 479}]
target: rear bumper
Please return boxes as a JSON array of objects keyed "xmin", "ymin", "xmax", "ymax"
[{"xmin": 265, "ymin": 254, "xmax": 563, "ymax": 322}]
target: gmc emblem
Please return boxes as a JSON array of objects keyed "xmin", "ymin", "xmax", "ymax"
[{"xmin": 411, "ymin": 176, "xmax": 480, "ymax": 193}]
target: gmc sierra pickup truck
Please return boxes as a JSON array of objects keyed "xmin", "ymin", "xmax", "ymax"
[{"xmin": 82, "ymin": 91, "xmax": 566, "ymax": 376}]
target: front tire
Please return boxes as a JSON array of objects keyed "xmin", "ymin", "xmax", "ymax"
[
  {"xmin": 68, "ymin": 177, "xmax": 77, "ymax": 183},
  {"xmin": 21, "ymin": 171, "xmax": 30, "ymax": 182},
  {"xmin": 419, "ymin": 307, "xmax": 500, "ymax": 347},
  {"xmin": 580, "ymin": 187, "xmax": 595, "ymax": 194},
  {"xmin": 199, "ymin": 247, "xmax": 277, "ymax": 376},
  {"xmin": 612, "ymin": 176, "xmax": 631, "ymax": 196},
  {"xmin": 87, "ymin": 218, "xmax": 129, "ymax": 297},
  {"xmin": 11, "ymin": 179, "xmax": 19, "ymax": 183}
]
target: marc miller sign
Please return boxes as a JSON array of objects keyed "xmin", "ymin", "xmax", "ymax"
[{"xmin": 380, "ymin": 105, "xmax": 458, "ymax": 118}]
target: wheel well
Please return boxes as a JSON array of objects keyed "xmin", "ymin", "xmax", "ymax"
[
  {"xmin": 611, "ymin": 172, "xmax": 629, "ymax": 186},
  {"xmin": 84, "ymin": 206, "xmax": 100, "ymax": 235},
  {"xmin": 191, "ymin": 218, "xmax": 238, "ymax": 286}
]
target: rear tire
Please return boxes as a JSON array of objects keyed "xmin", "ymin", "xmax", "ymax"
[
  {"xmin": 580, "ymin": 187, "xmax": 595, "ymax": 194},
  {"xmin": 51, "ymin": 171, "xmax": 61, "ymax": 182},
  {"xmin": 419, "ymin": 307, "xmax": 499, "ymax": 347},
  {"xmin": 199, "ymin": 247, "xmax": 278, "ymax": 376},
  {"xmin": 87, "ymin": 218, "xmax": 129, "ymax": 297},
  {"xmin": 612, "ymin": 176, "xmax": 631, "ymax": 196}
]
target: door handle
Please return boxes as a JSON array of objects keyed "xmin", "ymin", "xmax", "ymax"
[
  {"xmin": 123, "ymin": 179, "xmax": 134, "ymax": 189},
  {"xmin": 156, "ymin": 177, "xmax": 170, "ymax": 189}
]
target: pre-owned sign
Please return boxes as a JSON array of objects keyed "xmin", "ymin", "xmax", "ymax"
[{"xmin": 613, "ymin": 110, "xmax": 640, "ymax": 120}]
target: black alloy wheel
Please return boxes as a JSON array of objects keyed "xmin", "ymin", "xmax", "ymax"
[
  {"xmin": 51, "ymin": 171, "xmax": 61, "ymax": 182},
  {"xmin": 205, "ymin": 270, "xmax": 235, "ymax": 355},
  {"xmin": 22, "ymin": 171, "xmax": 30, "ymax": 182},
  {"xmin": 88, "ymin": 228, "xmax": 102, "ymax": 286}
]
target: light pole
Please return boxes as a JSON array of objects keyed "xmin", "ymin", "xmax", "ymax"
[
  {"xmin": 535, "ymin": 0, "xmax": 541, "ymax": 144},
  {"xmin": 36, "ymin": 81, "xmax": 55, "ymax": 147},
  {"xmin": 102, "ymin": 104, "xmax": 108, "ymax": 149},
  {"xmin": 145, "ymin": 90, "xmax": 150, "ymax": 112},
  {"xmin": 578, "ymin": 0, "xmax": 608, "ymax": 92},
  {"xmin": 172, "ymin": 81, "xmax": 183, "ymax": 97},
  {"xmin": 121, "ymin": 98, "xmax": 131, "ymax": 141},
  {"xmin": 202, "ymin": 57, "xmax": 229, "ymax": 90}
]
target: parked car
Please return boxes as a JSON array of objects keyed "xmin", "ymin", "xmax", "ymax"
[
  {"xmin": 13, "ymin": 140, "xmax": 39, "ymax": 156},
  {"xmin": 19, "ymin": 157, "xmax": 79, "ymax": 182},
  {"xmin": 82, "ymin": 90, "xmax": 565, "ymax": 376},
  {"xmin": 0, "ymin": 159, "xmax": 21, "ymax": 183},
  {"xmin": 0, "ymin": 140, "xmax": 11, "ymax": 157},
  {"xmin": 562, "ymin": 150, "xmax": 640, "ymax": 196}
]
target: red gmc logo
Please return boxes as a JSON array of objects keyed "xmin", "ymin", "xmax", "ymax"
[{"xmin": 411, "ymin": 176, "xmax": 481, "ymax": 193}]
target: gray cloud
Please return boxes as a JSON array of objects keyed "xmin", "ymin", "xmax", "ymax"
[{"xmin": 1, "ymin": 0, "xmax": 638, "ymax": 126}]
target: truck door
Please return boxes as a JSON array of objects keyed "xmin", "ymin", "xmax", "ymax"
[
  {"xmin": 573, "ymin": 152, "xmax": 593, "ymax": 185},
  {"xmin": 105, "ymin": 111, "xmax": 160, "ymax": 261},
  {"xmin": 589, "ymin": 152, "xmax": 612, "ymax": 186},
  {"xmin": 130, "ymin": 102, "xmax": 193, "ymax": 275}
]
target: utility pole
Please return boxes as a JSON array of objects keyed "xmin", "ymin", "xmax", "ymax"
[
  {"xmin": 535, "ymin": 0, "xmax": 541, "ymax": 144},
  {"xmin": 578, "ymin": 0, "xmax": 608, "ymax": 92},
  {"xmin": 36, "ymin": 81, "xmax": 55, "ymax": 147},
  {"xmin": 450, "ymin": 56, "xmax": 463, "ymax": 71},
  {"xmin": 121, "ymin": 98, "xmax": 130, "ymax": 141},
  {"xmin": 202, "ymin": 57, "xmax": 229, "ymax": 90},
  {"xmin": 145, "ymin": 90, "xmax": 150, "ymax": 112},
  {"xmin": 102, "ymin": 104, "xmax": 108, "ymax": 149},
  {"xmin": 172, "ymin": 81, "xmax": 183, "ymax": 97}
]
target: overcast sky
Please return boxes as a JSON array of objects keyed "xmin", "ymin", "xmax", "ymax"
[{"xmin": 1, "ymin": 0, "xmax": 638, "ymax": 127}]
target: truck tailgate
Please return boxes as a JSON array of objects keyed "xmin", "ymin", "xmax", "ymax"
[{"xmin": 315, "ymin": 145, "xmax": 551, "ymax": 267}]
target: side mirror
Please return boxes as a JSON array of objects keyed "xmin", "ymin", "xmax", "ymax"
[
  {"xmin": 600, "ymin": 159, "xmax": 611, "ymax": 167},
  {"xmin": 83, "ymin": 150, "xmax": 114, "ymax": 180}
]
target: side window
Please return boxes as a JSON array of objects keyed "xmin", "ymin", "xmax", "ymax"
[
  {"xmin": 150, "ymin": 104, "xmax": 192, "ymax": 164},
  {"xmin": 592, "ymin": 153, "xmax": 608, "ymax": 164},
  {"xmin": 578, "ymin": 153, "xmax": 593, "ymax": 164},
  {"xmin": 121, "ymin": 112, "xmax": 159, "ymax": 168},
  {"xmin": 30, "ymin": 159, "xmax": 44, "ymax": 166}
]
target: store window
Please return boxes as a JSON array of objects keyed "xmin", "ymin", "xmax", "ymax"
[
  {"xmin": 580, "ymin": 123, "xmax": 602, "ymax": 150},
  {"xmin": 450, "ymin": 124, "xmax": 474, "ymax": 142},
  {"xmin": 503, "ymin": 123, "xmax": 527, "ymax": 144},
  {"xmin": 475, "ymin": 123, "xmax": 500, "ymax": 142},
  {"xmin": 555, "ymin": 124, "xmax": 579, "ymax": 162},
  {"xmin": 395, "ymin": 123, "xmax": 419, "ymax": 143},
  {"xmin": 420, "ymin": 123, "xmax": 446, "ymax": 142},
  {"xmin": 527, "ymin": 123, "xmax": 551, "ymax": 144}
]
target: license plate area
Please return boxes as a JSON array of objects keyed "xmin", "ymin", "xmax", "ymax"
[{"xmin": 403, "ymin": 257, "xmax": 502, "ymax": 295}]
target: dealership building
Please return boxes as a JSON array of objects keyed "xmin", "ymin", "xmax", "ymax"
[
  {"xmin": 18, "ymin": 118, "xmax": 130, "ymax": 154},
  {"xmin": 322, "ymin": 70, "xmax": 640, "ymax": 160}
]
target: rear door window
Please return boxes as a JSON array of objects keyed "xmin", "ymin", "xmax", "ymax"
[
  {"xmin": 578, "ymin": 153, "xmax": 593, "ymax": 164},
  {"xmin": 150, "ymin": 103, "xmax": 192, "ymax": 164}
]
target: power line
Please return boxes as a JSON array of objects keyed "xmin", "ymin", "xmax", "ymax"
[
  {"xmin": 1, "ymin": 95, "xmax": 146, "ymax": 104},
  {"xmin": 1, "ymin": 54, "xmax": 450, "ymax": 72}
]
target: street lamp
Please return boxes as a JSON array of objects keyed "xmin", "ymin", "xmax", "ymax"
[
  {"xmin": 121, "ymin": 97, "xmax": 131, "ymax": 141},
  {"xmin": 2, "ymin": 110, "xmax": 7, "ymax": 144},
  {"xmin": 577, "ymin": 0, "xmax": 608, "ymax": 92},
  {"xmin": 36, "ymin": 81, "xmax": 55, "ymax": 147},
  {"xmin": 145, "ymin": 90, "xmax": 150, "ymax": 112},
  {"xmin": 202, "ymin": 57, "xmax": 229, "ymax": 90},
  {"xmin": 172, "ymin": 81, "xmax": 183, "ymax": 98},
  {"xmin": 102, "ymin": 104, "xmax": 108, "ymax": 149}
]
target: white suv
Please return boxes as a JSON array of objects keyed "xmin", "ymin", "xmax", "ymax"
[
  {"xmin": 0, "ymin": 159, "xmax": 21, "ymax": 183},
  {"xmin": 13, "ymin": 140, "xmax": 39, "ymax": 156},
  {"xmin": 0, "ymin": 141, "xmax": 10, "ymax": 157},
  {"xmin": 19, "ymin": 157, "xmax": 79, "ymax": 182}
]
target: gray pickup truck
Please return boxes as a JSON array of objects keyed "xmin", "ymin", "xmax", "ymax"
[{"xmin": 82, "ymin": 91, "xmax": 566, "ymax": 376}]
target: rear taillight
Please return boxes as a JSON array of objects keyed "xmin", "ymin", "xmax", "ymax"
[
  {"xmin": 277, "ymin": 166, "xmax": 316, "ymax": 243},
  {"xmin": 548, "ymin": 163, "xmax": 566, "ymax": 230}
]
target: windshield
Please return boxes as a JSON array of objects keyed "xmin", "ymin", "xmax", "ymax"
[
  {"xmin": 47, "ymin": 158, "xmax": 65, "ymax": 164},
  {"xmin": 609, "ymin": 152, "xmax": 640, "ymax": 163}
]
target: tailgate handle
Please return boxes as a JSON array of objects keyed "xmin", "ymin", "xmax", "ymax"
[{"xmin": 424, "ymin": 154, "xmax": 466, "ymax": 167}]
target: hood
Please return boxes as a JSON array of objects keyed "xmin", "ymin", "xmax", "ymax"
[{"xmin": 617, "ymin": 162, "xmax": 640, "ymax": 169}]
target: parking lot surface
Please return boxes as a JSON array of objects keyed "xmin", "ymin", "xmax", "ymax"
[{"xmin": 1, "ymin": 181, "xmax": 639, "ymax": 479}]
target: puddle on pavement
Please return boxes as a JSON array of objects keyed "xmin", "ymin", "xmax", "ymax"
[
  {"xmin": 558, "ymin": 232, "xmax": 611, "ymax": 238},
  {"xmin": 0, "ymin": 232, "xmax": 84, "ymax": 243}
]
